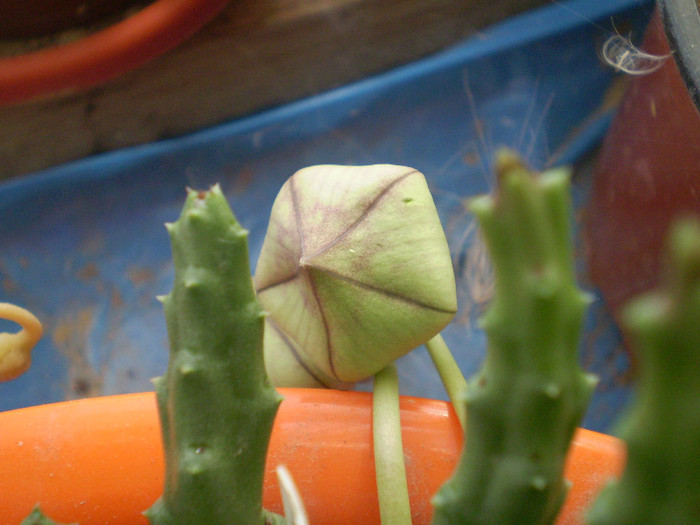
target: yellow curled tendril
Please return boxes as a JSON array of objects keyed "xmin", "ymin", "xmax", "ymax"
[{"xmin": 0, "ymin": 302, "xmax": 42, "ymax": 382}]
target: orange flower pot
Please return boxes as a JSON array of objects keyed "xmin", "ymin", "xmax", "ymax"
[
  {"xmin": 0, "ymin": 0, "xmax": 229, "ymax": 106},
  {"xmin": 0, "ymin": 388, "xmax": 624, "ymax": 525}
]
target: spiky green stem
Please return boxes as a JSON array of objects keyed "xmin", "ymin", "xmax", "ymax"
[
  {"xmin": 587, "ymin": 218, "xmax": 700, "ymax": 524},
  {"xmin": 431, "ymin": 151, "xmax": 596, "ymax": 525},
  {"xmin": 20, "ymin": 506, "xmax": 74, "ymax": 525},
  {"xmin": 146, "ymin": 186, "xmax": 284, "ymax": 525},
  {"xmin": 373, "ymin": 364, "xmax": 412, "ymax": 525}
]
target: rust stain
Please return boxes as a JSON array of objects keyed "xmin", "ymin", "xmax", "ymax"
[
  {"xmin": 462, "ymin": 151, "xmax": 480, "ymax": 166},
  {"xmin": 111, "ymin": 289, "xmax": 124, "ymax": 310},
  {"xmin": 128, "ymin": 266, "xmax": 155, "ymax": 286},
  {"xmin": 231, "ymin": 166, "xmax": 255, "ymax": 195},
  {"xmin": 2, "ymin": 277, "xmax": 18, "ymax": 293},
  {"xmin": 79, "ymin": 233, "xmax": 106, "ymax": 256},
  {"xmin": 52, "ymin": 307, "xmax": 104, "ymax": 399},
  {"xmin": 77, "ymin": 262, "xmax": 99, "ymax": 281}
]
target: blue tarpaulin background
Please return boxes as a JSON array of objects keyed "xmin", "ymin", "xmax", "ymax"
[{"xmin": 0, "ymin": 0, "xmax": 655, "ymax": 432}]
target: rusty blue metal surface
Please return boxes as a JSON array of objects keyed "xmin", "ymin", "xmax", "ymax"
[{"xmin": 0, "ymin": 0, "xmax": 654, "ymax": 432}]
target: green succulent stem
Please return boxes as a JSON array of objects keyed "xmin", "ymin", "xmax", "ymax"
[
  {"xmin": 20, "ymin": 506, "xmax": 74, "ymax": 525},
  {"xmin": 425, "ymin": 334, "xmax": 467, "ymax": 430},
  {"xmin": 431, "ymin": 150, "xmax": 596, "ymax": 525},
  {"xmin": 145, "ymin": 185, "xmax": 284, "ymax": 525},
  {"xmin": 587, "ymin": 218, "xmax": 700, "ymax": 524},
  {"xmin": 373, "ymin": 364, "xmax": 412, "ymax": 525}
]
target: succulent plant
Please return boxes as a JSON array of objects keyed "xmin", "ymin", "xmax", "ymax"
[
  {"xmin": 254, "ymin": 164, "xmax": 458, "ymax": 389},
  {"xmin": 587, "ymin": 218, "xmax": 700, "ymax": 525},
  {"xmin": 146, "ymin": 186, "xmax": 284, "ymax": 525},
  {"xmin": 431, "ymin": 151, "xmax": 597, "ymax": 525},
  {"xmin": 19, "ymin": 506, "xmax": 73, "ymax": 525}
]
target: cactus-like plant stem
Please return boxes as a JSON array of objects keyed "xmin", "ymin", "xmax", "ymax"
[
  {"xmin": 20, "ymin": 506, "xmax": 74, "ymax": 525},
  {"xmin": 145, "ymin": 186, "xmax": 284, "ymax": 525},
  {"xmin": 587, "ymin": 218, "xmax": 700, "ymax": 525},
  {"xmin": 431, "ymin": 150, "xmax": 596, "ymax": 525}
]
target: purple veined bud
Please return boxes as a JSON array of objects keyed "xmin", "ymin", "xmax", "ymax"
[{"xmin": 254, "ymin": 165, "xmax": 457, "ymax": 389}]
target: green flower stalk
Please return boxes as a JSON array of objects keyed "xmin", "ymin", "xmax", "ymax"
[
  {"xmin": 146, "ymin": 186, "xmax": 284, "ymax": 525},
  {"xmin": 431, "ymin": 151, "xmax": 597, "ymax": 525},
  {"xmin": 587, "ymin": 218, "xmax": 700, "ymax": 525},
  {"xmin": 373, "ymin": 364, "xmax": 412, "ymax": 525}
]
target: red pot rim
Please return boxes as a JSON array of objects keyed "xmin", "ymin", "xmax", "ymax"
[{"xmin": 0, "ymin": 0, "xmax": 229, "ymax": 106}]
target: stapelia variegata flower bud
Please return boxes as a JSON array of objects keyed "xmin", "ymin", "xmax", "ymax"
[{"xmin": 254, "ymin": 165, "xmax": 457, "ymax": 388}]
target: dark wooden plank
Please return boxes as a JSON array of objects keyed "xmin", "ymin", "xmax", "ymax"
[{"xmin": 0, "ymin": 0, "xmax": 547, "ymax": 178}]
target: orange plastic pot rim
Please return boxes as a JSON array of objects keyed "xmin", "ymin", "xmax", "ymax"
[
  {"xmin": 0, "ymin": 389, "xmax": 625, "ymax": 525},
  {"xmin": 0, "ymin": 0, "xmax": 229, "ymax": 106}
]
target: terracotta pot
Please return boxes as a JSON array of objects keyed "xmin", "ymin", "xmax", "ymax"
[
  {"xmin": 0, "ymin": 0, "xmax": 229, "ymax": 106},
  {"xmin": 586, "ymin": 0, "xmax": 700, "ymax": 321},
  {"xmin": 0, "ymin": 388, "xmax": 624, "ymax": 525}
]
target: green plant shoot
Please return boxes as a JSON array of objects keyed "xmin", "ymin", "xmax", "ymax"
[
  {"xmin": 431, "ymin": 150, "xmax": 597, "ymax": 525},
  {"xmin": 587, "ymin": 218, "xmax": 700, "ymax": 524},
  {"xmin": 145, "ymin": 185, "xmax": 284, "ymax": 525},
  {"xmin": 20, "ymin": 506, "xmax": 74, "ymax": 525}
]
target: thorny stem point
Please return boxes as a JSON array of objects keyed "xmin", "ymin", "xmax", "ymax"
[{"xmin": 19, "ymin": 505, "xmax": 74, "ymax": 525}]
